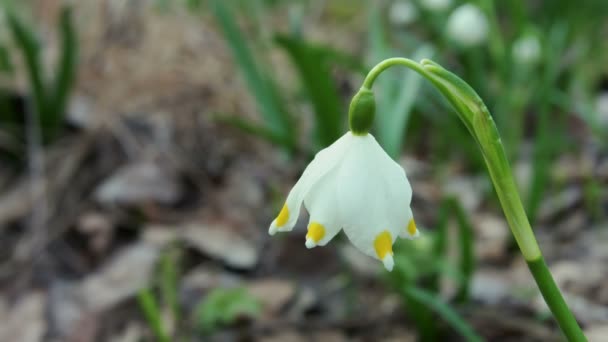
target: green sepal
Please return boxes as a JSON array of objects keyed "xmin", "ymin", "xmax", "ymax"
[{"xmin": 348, "ymin": 88, "xmax": 376, "ymax": 135}]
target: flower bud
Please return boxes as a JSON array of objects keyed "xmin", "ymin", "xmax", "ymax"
[
  {"xmin": 512, "ymin": 35, "xmax": 541, "ymax": 65},
  {"xmin": 349, "ymin": 88, "xmax": 376, "ymax": 135},
  {"xmin": 446, "ymin": 4, "xmax": 488, "ymax": 47}
]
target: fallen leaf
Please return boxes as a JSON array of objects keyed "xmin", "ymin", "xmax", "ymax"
[
  {"xmin": 0, "ymin": 292, "xmax": 46, "ymax": 342},
  {"xmin": 80, "ymin": 242, "xmax": 160, "ymax": 312},
  {"xmin": 94, "ymin": 160, "xmax": 183, "ymax": 206}
]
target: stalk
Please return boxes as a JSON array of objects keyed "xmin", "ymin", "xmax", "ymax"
[{"xmin": 359, "ymin": 57, "xmax": 586, "ymax": 341}]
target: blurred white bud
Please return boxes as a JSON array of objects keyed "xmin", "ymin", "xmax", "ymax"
[
  {"xmin": 512, "ymin": 35, "xmax": 541, "ymax": 65},
  {"xmin": 420, "ymin": 0, "xmax": 452, "ymax": 12},
  {"xmin": 446, "ymin": 4, "xmax": 489, "ymax": 47},
  {"xmin": 389, "ymin": 1, "xmax": 419, "ymax": 27},
  {"xmin": 596, "ymin": 92, "xmax": 608, "ymax": 126}
]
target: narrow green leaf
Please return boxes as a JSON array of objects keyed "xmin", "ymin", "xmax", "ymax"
[
  {"xmin": 431, "ymin": 198, "xmax": 452, "ymax": 293},
  {"xmin": 378, "ymin": 45, "xmax": 433, "ymax": 159},
  {"xmin": 6, "ymin": 8, "xmax": 47, "ymax": 124},
  {"xmin": 275, "ymin": 35, "xmax": 342, "ymax": 147},
  {"xmin": 367, "ymin": 4, "xmax": 432, "ymax": 158},
  {"xmin": 160, "ymin": 250, "xmax": 180, "ymax": 322},
  {"xmin": 451, "ymin": 199, "xmax": 475, "ymax": 303},
  {"xmin": 405, "ymin": 287, "xmax": 484, "ymax": 342},
  {"xmin": 47, "ymin": 6, "xmax": 77, "ymax": 142},
  {"xmin": 137, "ymin": 289, "xmax": 170, "ymax": 342},
  {"xmin": 210, "ymin": 0, "xmax": 294, "ymax": 147},
  {"xmin": 216, "ymin": 114, "xmax": 293, "ymax": 148}
]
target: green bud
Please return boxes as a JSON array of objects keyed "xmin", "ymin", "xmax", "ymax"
[{"xmin": 348, "ymin": 88, "xmax": 376, "ymax": 135}]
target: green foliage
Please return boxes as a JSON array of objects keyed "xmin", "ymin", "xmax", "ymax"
[
  {"xmin": 137, "ymin": 248, "xmax": 180, "ymax": 341},
  {"xmin": 4, "ymin": 5, "xmax": 77, "ymax": 144},
  {"xmin": 196, "ymin": 287, "xmax": 261, "ymax": 334},
  {"xmin": 404, "ymin": 287, "xmax": 483, "ymax": 342},
  {"xmin": 137, "ymin": 289, "xmax": 170, "ymax": 342},
  {"xmin": 388, "ymin": 197, "xmax": 477, "ymax": 341},
  {"xmin": 210, "ymin": 0, "xmax": 295, "ymax": 152},
  {"xmin": 209, "ymin": 0, "xmax": 364, "ymax": 154},
  {"xmin": 275, "ymin": 34, "xmax": 342, "ymax": 147},
  {"xmin": 367, "ymin": 4, "xmax": 431, "ymax": 159}
]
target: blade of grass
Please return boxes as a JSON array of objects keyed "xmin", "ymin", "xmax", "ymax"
[
  {"xmin": 216, "ymin": 114, "xmax": 294, "ymax": 148},
  {"xmin": 137, "ymin": 289, "xmax": 170, "ymax": 342},
  {"xmin": 210, "ymin": 0, "xmax": 294, "ymax": 150},
  {"xmin": 404, "ymin": 287, "xmax": 483, "ymax": 342},
  {"xmin": 451, "ymin": 199, "xmax": 475, "ymax": 303},
  {"xmin": 275, "ymin": 35, "xmax": 342, "ymax": 147},
  {"xmin": 380, "ymin": 45, "xmax": 433, "ymax": 158},
  {"xmin": 6, "ymin": 8, "xmax": 47, "ymax": 125},
  {"xmin": 46, "ymin": 6, "xmax": 77, "ymax": 142},
  {"xmin": 526, "ymin": 23, "xmax": 569, "ymax": 223},
  {"xmin": 160, "ymin": 250, "xmax": 179, "ymax": 323},
  {"xmin": 367, "ymin": 3, "xmax": 433, "ymax": 158},
  {"xmin": 431, "ymin": 198, "xmax": 451, "ymax": 293}
]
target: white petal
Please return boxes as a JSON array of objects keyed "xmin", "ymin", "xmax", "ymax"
[
  {"xmin": 399, "ymin": 207, "xmax": 420, "ymax": 239},
  {"xmin": 268, "ymin": 133, "xmax": 353, "ymax": 235},
  {"xmin": 302, "ymin": 168, "xmax": 342, "ymax": 248},
  {"xmin": 336, "ymin": 134, "xmax": 412, "ymax": 259},
  {"xmin": 382, "ymin": 254, "xmax": 395, "ymax": 271}
]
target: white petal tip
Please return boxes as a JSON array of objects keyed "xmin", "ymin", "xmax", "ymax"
[
  {"xmin": 268, "ymin": 225, "xmax": 277, "ymax": 236},
  {"xmin": 382, "ymin": 254, "xmax": 394, "ymax": 272},
  {"xmin": 305, "ymin": 238, "xmax": 317, "ymax": 249},
  {"xmin": 401, "ymin": 229, "xmax": 421, "ymax": 240}
]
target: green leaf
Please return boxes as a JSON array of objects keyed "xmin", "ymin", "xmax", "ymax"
[
  {"xmin": 160, "ymin": 249, "xmax": 180, "ymax": 321},
  {"xmin": 404, "ymin": 287, "xmax": 484, "ymax": 342},
  {"xmin": 275, "ymin": 35, "xmax": 343, "ymax": 148},
  {"xmin": 137, "ymin": 289, "xmax": 170, "ymax": 342},
  {"xmin": 377, "ymin": 45, "xmax": 433, "ymax": 159},
  {"xmin": 6, "ymin": 7, "xmax": 47, "ymax": 124},
  {"xmin": 46, "ymin": 6, "xmax": 77, "ymax": 142},
  {"xmin": 451, "ymin": 199, "xmax": 475, "ymax": 303},
  {"xmin": 210, "ymin": 0, "xmax": 294, "ymax": 150},
  {"xmin": 196, "ymin": 287, "xmax": 261, "ymax": 334},
  {"xmin": 0, "ymin": 44, "xmax": 14, "ymax": 74},
  {"xmin": 367, "ymin": 4, "xmax": 433, "ymax": 158},
  {"xmin": 216, "ymin": 114, "xmax": 293, "ymax": 147}
]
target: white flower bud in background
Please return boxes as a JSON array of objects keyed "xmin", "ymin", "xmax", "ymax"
[
  {"xmin": 420, "ymin": 0, "xmax": 452, "ymax": 12},
  {"xmin": 446, "ymin": 4, "xmax": 489, "ymax": 47},
  {"xmin": 596, "ymin": 92, "xmax": 608, "ymax": 126},
  {"xmin": 389, "ymin": 0, "xmax": 419, "ymax": 27},
  {"xmin": 512, "ymin": 35, "xmax": 542, "ymax": 65}
]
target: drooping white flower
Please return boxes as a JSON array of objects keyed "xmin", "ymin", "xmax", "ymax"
[
  {"xmin": 446, "ymin": 4, "xmax": 488, "ymax": 47},
  {"xmin": 268, "ymin": 132, "xmax": 419, "ymax": 271},
  {"xmin": 420, "ymin": 0, "xmax": 452, "ymax": 12},
  {"xmin": 512, "ymin": 35, "xmax": 541, "ymax": 65},
  {"xmin": 389, "ymin": 0, "xmax": 419, "ymax": 27}
]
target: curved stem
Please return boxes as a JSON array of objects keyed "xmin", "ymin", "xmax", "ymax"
[
  {"xmin": 362, "ymin": 57, "xmax": 432, "ymax": 90},
  {"xmin": 361, "ymin": 58, "xmax": 586, "ymax": 341}
]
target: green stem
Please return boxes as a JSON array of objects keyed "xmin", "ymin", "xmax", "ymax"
[
  {"xmin": 528, "ymin": 257, "xmax": 586, "ymax": 341},
  {"xmin": 360, "ymin": 57, "xmax": 586, "ymax": 341}
]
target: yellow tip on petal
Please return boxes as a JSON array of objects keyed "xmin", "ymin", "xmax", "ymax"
[
  {"xmin": 374, "ymin": 230, "xmax": 393, "ymax": 260},
  {"xmin": 407, "ymin": 219, "xmax": 417, "ymax": 236},
  {"xmin": 276, "ymin": 204, "xmax": 289, "ymax": 227},
  {"xmin": 306, "ymin": 222, "xmax": 326, "ymax": 243}
]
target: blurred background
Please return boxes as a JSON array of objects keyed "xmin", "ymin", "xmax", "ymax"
[{"xmin": 1, "ymin": 0, "xmax": 608, "ymax": 341}]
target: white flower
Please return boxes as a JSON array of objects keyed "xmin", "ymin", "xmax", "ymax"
[
  {"xmin": 268, "ymin": 132, "xmax": 419, "ymax": 271},
  {"xmin": 512, "ymin": 35, "xmax": 541, "ymax": 65},
  {"xmin": 420, "ymin": 0, "xmax": 452, "ymax": 12},
  {"xmin": 446, "ymin": 4, "xmax": 488, "ymax": 47},
  {"xmin": 389, "ymin": 0, "xmax": 419, "ymax": 27}
]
